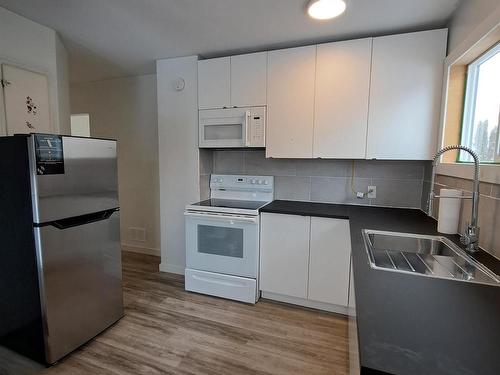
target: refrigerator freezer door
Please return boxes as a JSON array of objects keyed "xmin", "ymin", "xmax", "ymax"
[
  {"xmin": 30, "ymin": 135, "xmax": 119, "ymax": 224},
  {"xmin": 34, "ymin": 210, "xmax": 123, "ymax": 364}
]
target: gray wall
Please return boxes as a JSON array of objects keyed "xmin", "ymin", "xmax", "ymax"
[
  {"xmin": 200, "ymin": 149, "xmax": 213, "ymax": 200},
  {"xmin": 447, "ymin": 0, "xmax": 500, "ymax": 54},
  {"xmin": 71, "ymin": 74, "xmax": 160, "ymax": 255},
  {"xmin": 202, "ymin": 150, "xmax": 428, "ymax": 209}
]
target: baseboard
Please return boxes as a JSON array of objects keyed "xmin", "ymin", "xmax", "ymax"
[
  {"xmin": 121, "ymin": 243, "xmax": 160, "ymax": 257},
  {"xmin": 261, "ymin": 291, "xmax": 348, "ymax": 315},
  {"xmin": 159, "ymin": 263, "xmax": 185, "ymax": 275}
]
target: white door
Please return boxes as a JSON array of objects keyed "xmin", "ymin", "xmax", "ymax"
[
  {"xmin": 230, "ymin": 52, "xmax": 267, "ymax": 107},
  {"xmin": 260, "ymin": 213, "xmax": 310, "ymax": 298},
  {"xmin": 266, "ymin": 46, "xmax": 316, "ymax": 158},
  {"xmin": 308, "ymin": 217, "xmax": 351, "ymax": 307},
  {"xmin": 198, "ymin": 57, "xmax": 230, "ymax": 109},
  {"xmin": 314, "ymin": 38, "xmax": 372, "ymax": 159},
  {"xmin": 2, "ymin": 64, "xmax": 51, "ymax": 135},
  {"xmin": 366, "ymin": 29, "xmax": 447, "ymax": 159}
]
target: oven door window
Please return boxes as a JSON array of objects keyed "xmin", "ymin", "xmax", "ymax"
[
  {"xmin": 197, "ymin": 224, "xmax": 244, "ymax": 258},
  {"xmin": 185, "ymin": 214, "xmax": 259, "ymax": 278}
]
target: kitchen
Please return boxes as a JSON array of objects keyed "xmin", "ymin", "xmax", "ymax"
[{"xmin": 0, "ymin": 0, "xmax": 499, "ymax": 374}]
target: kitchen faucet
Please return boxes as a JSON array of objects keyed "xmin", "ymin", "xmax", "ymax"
[{"xmin": 428, "ymin": 145, "xmax": 480, "ymax": 253}]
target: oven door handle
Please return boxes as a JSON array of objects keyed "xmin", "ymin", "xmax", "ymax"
[{"xmin": 184, "ymin": 211, "xmax": 259, "ymax": 224}]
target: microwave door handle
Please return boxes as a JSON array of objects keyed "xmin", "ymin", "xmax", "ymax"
[{"xmin": 244, "ymin": 110, "xmax": 251, "ymax": 147}]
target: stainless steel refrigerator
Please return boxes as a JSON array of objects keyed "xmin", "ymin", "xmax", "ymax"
[{"xmin": 0, "ymin": 133, "xmax": 123, "ymax": 364}]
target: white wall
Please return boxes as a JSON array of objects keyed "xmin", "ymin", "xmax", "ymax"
[
  {"xmin": 157, "ymin": 56, "xmax": 199, "ymax": 275},
  {"xmin": 0, "ymin": 6, "xmax": 70, "ymax": 135},
  {"xmin": 55, "ymin": 33, "xmax": 71, "ymax": 135},
  {"xmin": 447, "ymin": 0, "xmax": 500, "ymax": 55},
  {"xmin": 70, "ymin": 74, "xmax": 161, "ymax": 255}
]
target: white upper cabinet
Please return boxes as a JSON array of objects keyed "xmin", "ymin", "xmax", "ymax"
[
  {"xmin": 266, "ymin": 45, "xmax": 316, "ymax": 158},
  {"xmin": 366, "ymin": 29, "xmax": 447, "ymax": 160},
  {"xmin": 198, "ymin": 57, "xmax": 231, "ymax": 110},
  {"xmin": 198, "ymin": 53, "xmax": 267, "ymax": 110},
  {"xmin": 197, "ymin": 29, "xmax": 447, "ymax": 159},
  {"xmin": 313, "ymin": 38, "xmax": 372, "ymax": 159},
  {"xmin": 230, "ymin": 52, "xmax": 267, "ymax": 108}
]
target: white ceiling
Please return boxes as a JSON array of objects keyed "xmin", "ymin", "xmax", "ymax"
[{"xmin": 0, "ymin": 0, "xmax": 461, "ymax": 83}]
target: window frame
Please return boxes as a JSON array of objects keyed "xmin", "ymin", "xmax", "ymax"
[
  {"xmin": 459, "ymin": 42, "xmax": 500, "ymax": 163},
  {"xmin": 437, "ymin": 15, "xmax": 500, "ymax": 185}
]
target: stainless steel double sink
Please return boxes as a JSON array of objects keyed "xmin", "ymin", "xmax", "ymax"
[{"xmin": 363, "ymin": 230, "xmax": 500, "ymax": 286}]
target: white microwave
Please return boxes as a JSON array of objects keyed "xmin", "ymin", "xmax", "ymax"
[{"xmin": 199, "ymin": 106, "xmax": 266, "ymax": 148}]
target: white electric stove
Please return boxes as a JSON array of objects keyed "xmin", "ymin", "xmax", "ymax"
[{"xmin": 184, "ymin": 174, "xmax": 274, "ymax": 303}]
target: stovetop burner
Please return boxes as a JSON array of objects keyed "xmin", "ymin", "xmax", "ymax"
[
  {"xmin": 191, "ymin": 198, "xmax": 269, "ymax": 211},
  {"xmin": 186, "ymin": 174, "xmax": 274, "ymax": 215}
]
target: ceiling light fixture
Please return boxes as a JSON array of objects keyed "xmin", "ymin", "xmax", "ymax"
[{"xmin": 307, "ymin": 0, "xmax": 347, "ymax": 20}]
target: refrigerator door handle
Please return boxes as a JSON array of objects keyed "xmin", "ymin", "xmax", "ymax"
[{"xmin": 46, "ymin": 208, "xmax": 119, "ymax": 230}]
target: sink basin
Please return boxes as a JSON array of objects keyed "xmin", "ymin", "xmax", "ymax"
[{"xmin": 363, "ymin": 230, "xmax": 500, "ymax": 286}]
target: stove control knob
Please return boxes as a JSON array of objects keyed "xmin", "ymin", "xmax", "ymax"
[
  {"xmin": 257, "ymin": 180, "xmax": 263, "ymax": 185},
  {"xmin": 263, "ymin": 180, "xmax": 269, "ymax": 185}
]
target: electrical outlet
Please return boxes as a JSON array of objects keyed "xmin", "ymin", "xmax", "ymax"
[{"xmin": 368, "ymin": 186, "xmax": 376, "ymax": 199}]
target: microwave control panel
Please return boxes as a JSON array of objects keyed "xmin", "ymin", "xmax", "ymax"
[{"xmin": 249, "ymin": 107, "xmax": 266, "ymax": 147}]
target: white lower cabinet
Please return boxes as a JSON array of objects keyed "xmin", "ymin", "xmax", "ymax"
[
  {"xmin": 260, "ymin": 213, "xmax": 352, "ymax": 313},
  {"xmin": 308, "ymin": 217, "xmax": 351, "ymax": 306},
  {"xmin": 259, "ymin": 213, "xmax": 310, "ymax": 299}
]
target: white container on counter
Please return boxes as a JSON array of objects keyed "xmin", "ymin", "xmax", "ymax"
[{"xmin": 437, "ymin": 188, "xmax": 462, "ymax": 234}]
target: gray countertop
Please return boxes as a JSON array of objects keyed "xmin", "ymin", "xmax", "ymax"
[{"xmin": 260, "ymin": 200, "xmax": 500, "ymax": 375}]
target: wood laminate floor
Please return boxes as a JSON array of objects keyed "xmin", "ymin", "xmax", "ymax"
[{"xmin": 0, "ymin": 252, "xmax": 348, "ymax": 375}]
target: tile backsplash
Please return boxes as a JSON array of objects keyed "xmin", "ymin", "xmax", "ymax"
[
  {"xmin": 201, "ymin": 150, "xmax": 429, "ymax": 209},
  {"xmin": 428, "ymin": 173, "xmax": 500, "ymax": 259},
  {"xmin": 199, "ymin": 149, "xmax": 213, "ymax": 200},
  {"xmin": 200, "ymin": 149, "xmax": 500, "ymax": 258}
]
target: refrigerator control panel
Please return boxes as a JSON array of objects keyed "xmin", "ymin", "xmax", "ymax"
[{"xmin": 34, "ymin": 134, "xmax": 64, "ymax": 175}]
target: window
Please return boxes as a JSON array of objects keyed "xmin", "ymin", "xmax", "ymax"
[
  {"xmin": 70, "ymin": 113, "xmax": 91, "ymax": 137},
  {"xmin": 459, "ymin": 43, "xmax": 500, "ymax": 163}
]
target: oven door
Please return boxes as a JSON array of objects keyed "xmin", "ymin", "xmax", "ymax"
[
  {"xmin": 199, "ymin": 108, "xmax": 250, "ymax": 148},
  {"xmin": 185, "ymin": 211, "xmax": 259, "ymax": 278}
]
